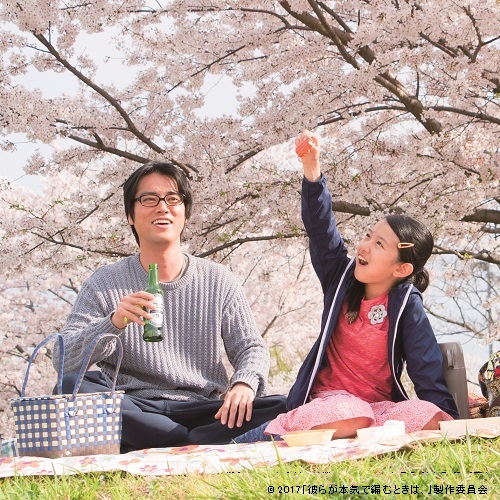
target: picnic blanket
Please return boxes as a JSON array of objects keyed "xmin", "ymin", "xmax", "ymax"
[{"xmin": 1, "ymin": 427, "xmax": 499, "ymax": 478}]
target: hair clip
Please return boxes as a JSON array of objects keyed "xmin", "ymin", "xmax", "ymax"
[
  {"xmin": 295, "ymin": 137, "xmax": 314, "ymax": 157},
  {"xmin": 397, "ymin": 242, "xmax": 415, "ymax": 249}
]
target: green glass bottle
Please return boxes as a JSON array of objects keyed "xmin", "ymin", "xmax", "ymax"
[{"xmin": 143, "ymin": 263, "xmax": 164, "ymax": 342}]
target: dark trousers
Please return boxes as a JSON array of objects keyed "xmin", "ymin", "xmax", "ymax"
[{"xmin": 60, "ymin": 371, "xmax": 287, "ymax": 453}]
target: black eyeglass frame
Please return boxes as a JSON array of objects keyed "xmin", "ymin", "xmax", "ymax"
[{"xmin": 134, "ymin": 192, "xmax": 186, "ymax": 207}]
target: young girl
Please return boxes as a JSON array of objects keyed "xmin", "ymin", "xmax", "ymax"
[{"xmin": 235, "ymin": 130, "xmax": 458, "ymax": 443}]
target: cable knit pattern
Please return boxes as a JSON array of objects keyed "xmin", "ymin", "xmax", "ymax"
[{"xmin": 53, "ymin": 254, "xmax": 269, "ymax": 399}]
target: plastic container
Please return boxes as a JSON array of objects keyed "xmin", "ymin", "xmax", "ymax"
[
  {"xmin": 440, "ymin": 416, "xmax": 500, "ymax": 438},
  {"xmin": 281, "ymin": 429, "xmax": 335, "ymax": 446},
  {"xmin": 356, "ymin": 420, "xmax": 406, "ymax": 444}
]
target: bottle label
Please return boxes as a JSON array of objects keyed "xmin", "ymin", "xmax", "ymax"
[{"xmin": 149, "ymin": 294, "xmax": 164, "ymax": 328}]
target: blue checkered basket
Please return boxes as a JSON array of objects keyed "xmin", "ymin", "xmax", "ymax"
[{"xmin": 10, "ymin": 333, "xmax": 124, "ymax": 458}]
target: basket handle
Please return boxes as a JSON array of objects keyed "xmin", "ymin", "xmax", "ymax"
[
  {"xmin": 20, "ymin": 333, "xmax": 66, "ymax": 397},
  {"xmin": 20, "ymin": 333, "xmax": 123, "ymax": 400},
  {"xmin": 70, "ymin": 333, "xmax": 123, "ymax": 400}
]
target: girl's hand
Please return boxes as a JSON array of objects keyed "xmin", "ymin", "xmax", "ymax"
[
  {"xmin": 111, "ymin": 291, "xmax": 155, "ymax": 329},
  {"xmin": 295, "ymin": 129, "xmax": 321, "ymax": 182}
]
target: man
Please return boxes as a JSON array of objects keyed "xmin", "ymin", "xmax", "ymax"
[{"xmin": 54, "ymin": 162, "xmax": 286, "ymax": 451}]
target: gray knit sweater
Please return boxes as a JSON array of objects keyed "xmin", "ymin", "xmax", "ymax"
[{"xmin": 53, "ymin": 253, "xmax": 269, "ymax": 400}]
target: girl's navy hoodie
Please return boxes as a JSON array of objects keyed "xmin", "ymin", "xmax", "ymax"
[{"xmin": 287, "ymin": 175, "xmax": 459, "ymax": 420}]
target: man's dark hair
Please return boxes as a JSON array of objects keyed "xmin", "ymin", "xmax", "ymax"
[{"xmin": 123, "ymin": 162, "xmax": 193, "ymax": 246}]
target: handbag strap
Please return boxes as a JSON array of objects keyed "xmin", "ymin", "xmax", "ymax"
[
  {"xmin": 70, "ymin": 333, "xmax": 123, "ymax": 401},
  {"xmin": 20, "ymin": 333, "xmax": 65, "ymax": 397}
]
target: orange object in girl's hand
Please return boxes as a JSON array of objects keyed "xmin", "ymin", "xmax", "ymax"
[{"xmin": 295, "ymin": 137, "xmax": 314, "ymax": 157}]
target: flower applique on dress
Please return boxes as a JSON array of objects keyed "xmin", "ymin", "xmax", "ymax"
[{"xmin": 367, "ymin": 304, "xmax": 387, "ymax": 325}]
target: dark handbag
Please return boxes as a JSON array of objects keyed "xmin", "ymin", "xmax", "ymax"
[
  {"xmin": 10, "ymin": 333, "xmax": 124, "ymax": 458},
  {"xmin": 478, "ymin": 350, "xmax": 500, "ymax": 418}
]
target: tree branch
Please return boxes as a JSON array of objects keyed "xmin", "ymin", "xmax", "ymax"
[
  {"xmin": 32, "ymin": 33, "xmax": 166, "ymax": 154},
  {"xmin": 195, "ymin": 233, "xmax": 302, "ymax": 258},
  {"xmin": 66, "ymin": 134, "xmax": 196, "ymax": 176},
  {"xmin": 28, "ymin": 231, "xmax": 132, "ymax": 258},
  {"xmin": 278, "ymin": 1, "xmax": 442, "ymax": 133},
  {"xmin": 433, "ymin": 246, "xmax": 499, "ymax": 266}
]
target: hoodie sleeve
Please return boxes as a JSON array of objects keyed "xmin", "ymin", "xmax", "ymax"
[
  {"xmin": 302, "ymin": 175, "xmax": 350, "ymax": 294},
  {"xmin": 400, "ymin": 294, "xmax": 460, "ymax": 419}
]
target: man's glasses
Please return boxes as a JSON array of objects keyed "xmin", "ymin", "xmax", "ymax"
[{"xmin": 134, "ymin": 193, "xmax": 185, "ymax": 207}]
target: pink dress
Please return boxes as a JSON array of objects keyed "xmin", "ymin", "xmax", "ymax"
[{"xmin": 266, "ymin": 294, "xmax": 453, "ymax": 435}]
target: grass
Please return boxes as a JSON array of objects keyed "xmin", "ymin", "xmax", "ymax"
[{"xmin": 1, "ymin": 436, "xmax": 499, "ymax": 499}]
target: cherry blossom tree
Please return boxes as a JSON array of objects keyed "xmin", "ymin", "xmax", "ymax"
[
  {"xmin": 426, "ymin": 260, "xmax": 499, "ymax": 344},
  {"xmin": 0, "ymin": 0, "xmax": 498, "ymax": 436}
]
